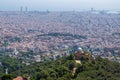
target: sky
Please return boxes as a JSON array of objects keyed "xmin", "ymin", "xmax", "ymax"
[{"xmin": 0, "ymin": 0, "xmax": 120, "ymax": 11}]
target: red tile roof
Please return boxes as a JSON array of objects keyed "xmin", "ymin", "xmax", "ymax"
[{"xmin": 13, "ymin": 76, "xmax": 23, "ymax": 80}]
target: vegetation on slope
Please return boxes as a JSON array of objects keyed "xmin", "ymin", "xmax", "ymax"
[
  {"xmin": 37, "ymin": 32, "xmax": 87, "ymax": 39},
  {"xmin": 0, "ymin": 54, "xmax": 120, "ymax": 80}
]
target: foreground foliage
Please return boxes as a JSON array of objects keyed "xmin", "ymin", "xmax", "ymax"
[{"xmin": 0, "ymin": 55, "xmax": 120, "ymax": 80}]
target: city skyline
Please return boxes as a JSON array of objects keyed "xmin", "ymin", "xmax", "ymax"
[{"xmin": 0, "ymin": 0, "xmax": 120, "ymax": 11}]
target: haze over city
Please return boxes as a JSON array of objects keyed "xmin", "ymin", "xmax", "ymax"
[{"xmin": 0, "ymin": 0, "xmax": 120, "ymax": 11}]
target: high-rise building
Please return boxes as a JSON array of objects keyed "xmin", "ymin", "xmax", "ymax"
[
  {"xmin": 25, "ymin": 6, "xmax": 28, "ymax": 12},
  {"xmin": 20, "ymin": 6, "xmax": 23, "ymax": 12},
  {"xmin": 91, "ymin": 8, "xmax": 94, "ymax": 11}
]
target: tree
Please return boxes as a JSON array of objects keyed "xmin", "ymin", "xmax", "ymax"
[
  {"xmin": 1, "ymin": 74, "xmax": 14, "ymax": 80},
  {"xmin": 67, "ymin": 54, "xmax": 75, "ymax": 60}
]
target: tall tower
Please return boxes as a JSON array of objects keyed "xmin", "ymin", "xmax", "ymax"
[
  {"xmin": 25, "ymin": 6, "xmax": 28, "ymax": 12},
  {"xmin": 91, "ymin": 8, "xmax": 94, "ymax": 12},
  {"xmin": 20, "ymin": 6, "xmax": 23, "ymax": 12}
]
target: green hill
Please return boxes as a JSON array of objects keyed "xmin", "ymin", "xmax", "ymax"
[{"xmin": 0, "ymin": 54, "xmax": 120, "ymax": 80}]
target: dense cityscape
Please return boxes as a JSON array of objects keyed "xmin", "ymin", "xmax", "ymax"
[
  {"xmin": 0, "ymin": 11, "xmax": 120, "ymax": 63},
  {"xmin": 0, "ymin": 10, "xmax": 120, "ymax": 80}
]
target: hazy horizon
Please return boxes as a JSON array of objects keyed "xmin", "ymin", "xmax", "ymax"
[{"xmin": 0, "ymin": 0, "xmax": 120, "ymax": 11}]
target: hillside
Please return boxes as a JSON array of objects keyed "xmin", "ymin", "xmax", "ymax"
[{"xmin": 0, "ymin": 53, "xmax": 120, "ymax": 80}]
